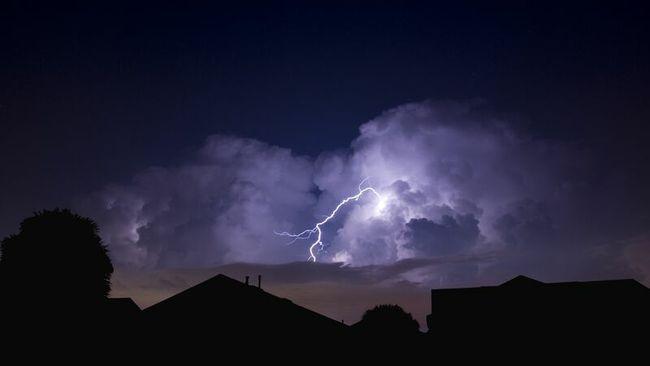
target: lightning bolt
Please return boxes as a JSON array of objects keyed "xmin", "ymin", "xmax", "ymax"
[{"xmin": 275, "ymin": 178, "xmax": 383, "ymax": 262}]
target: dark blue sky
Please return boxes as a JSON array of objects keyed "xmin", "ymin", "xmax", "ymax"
[{"xmin": 2, "ymin": 1, "xmax": 649, "ymax": 236}]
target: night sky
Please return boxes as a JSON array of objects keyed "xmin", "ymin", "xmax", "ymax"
[{"xmin": 3, "ymin": 1, "xmax": 650, "ymax": 327}]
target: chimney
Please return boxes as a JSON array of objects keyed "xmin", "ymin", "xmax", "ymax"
[
  {"xmin": 245, "ymin": 276, "xmax": 249, "ymax": 285},
  {"xmin": 257, "ymin": 275, "xmax": 262, "ymax": 289}
]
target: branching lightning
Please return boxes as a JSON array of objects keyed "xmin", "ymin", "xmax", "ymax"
[{"xmin": 275, "ymin": 178, "xmax": 383, "ymax": 262}]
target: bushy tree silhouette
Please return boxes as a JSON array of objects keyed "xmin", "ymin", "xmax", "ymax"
[
  {"xmin": 0, "ymin": 209, "xmax": 113, "ymax": 304},
  {"xmin": 355, "ymin": 304, "xmax": 420, "ymax": 336}
]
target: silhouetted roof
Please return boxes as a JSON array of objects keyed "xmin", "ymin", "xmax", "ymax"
[
  {"xmin": 432, "ymin": 275, "xmax": 649, "ymax": 294},
  {"xmin": 143, "ymin": 274, "xmax": 346, "ymax": 335},
  {"xmin": 499, "ymin": 275, "xmax": 544, "ymax": 288},
  {"xmin": 427, "ymin": 275, "xmax": 650, "ymax": 334}
]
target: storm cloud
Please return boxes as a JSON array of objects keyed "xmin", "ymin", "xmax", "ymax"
[
  {"xmin": 77, "ymin": 100, "xmax": 650, "ymax": 287},
  {"xmin": 77, "ymin": 135, "xmax": 317, "ymax": 267},
  {"xmin": 403, "ymin": 215, "xmax": 480, "ymax": 257}
]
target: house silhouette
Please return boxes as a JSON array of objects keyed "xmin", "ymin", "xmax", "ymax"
[
  {"xmin": 143, "ymin": 274, "xmax": 347, "ymax": 344},
  {"xmin": 426, "ymin": 275, "xmax": 650, "ymax": 343}
]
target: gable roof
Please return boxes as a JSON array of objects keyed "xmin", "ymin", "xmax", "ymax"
[
  {"xmin": 144, "ymin": 274, "xmax": 346, "ymax": 334},
  {"xmin": 499, "ymin": 275, "xmax": 544, "ymax": 288}
]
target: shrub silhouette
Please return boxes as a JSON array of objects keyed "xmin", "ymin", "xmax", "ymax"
[
  {"xmin": 0, "ymin": 209, "xmax": 113, "ymax": 304},
  {"xmin": 355, "ymin": 304, "xmax": 420, "ymax": 336}
]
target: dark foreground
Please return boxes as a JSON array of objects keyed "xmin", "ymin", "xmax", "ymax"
[{"xmin": 2, "ymin": 273, "xmax": 648, "ymax": 361}]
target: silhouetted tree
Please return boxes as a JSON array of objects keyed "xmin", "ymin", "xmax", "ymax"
[
  {"xmin": 355, "ymin": 304, "xmax": 420, "ymax": 336},
  {"xmin": 0, "ymin": 209, "xmax": 113, "ymax": 304}
]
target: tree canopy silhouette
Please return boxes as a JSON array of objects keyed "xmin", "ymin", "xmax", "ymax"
[
  {"xmin": 0, "ymin": 209, "xmax": 113, "ymax": 303},
  {"xmin": 355, "ymin": 304, "xmax": 420, "ymax": 336}
]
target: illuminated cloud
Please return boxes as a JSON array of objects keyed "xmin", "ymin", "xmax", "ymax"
[
  {"xmin": 78, "ymin": 100, "xmax": 649, "ymax": 287},
  {"xmin": 78, "ymin": 135, "xmax": 317, "ymax": 267},
  {"xmin": 311, "ymin": 100, "xmax": 581, "ymax": 269}
]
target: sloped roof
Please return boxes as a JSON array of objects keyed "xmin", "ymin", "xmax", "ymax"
[
  {"xmin": 499, "ymin": 275, "xmax": 544, "ymax": 288},
  {"xmin": 432, "ymin": 275, "xmax": 648, "ymax": 294},
  {"xmin": 543, "ymin": 278, "xmax": 647, "ymax": 291},
  {"xmin": 144, "ymin": 274, "xmax": 346, "ymax": 334}
]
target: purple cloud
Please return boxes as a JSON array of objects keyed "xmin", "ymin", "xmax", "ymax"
[{"xmin": 77, "ymin": 100, "xmax": 650, "ymax": 289}]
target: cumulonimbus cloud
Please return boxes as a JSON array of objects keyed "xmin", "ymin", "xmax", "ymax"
[
  {"xmin": 77, "ymin": 135, "xmax": 317, "ymax": 267},
  {"xmin": 77, "ymin": 100, "xmax": 649, "ymax": 286}
]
